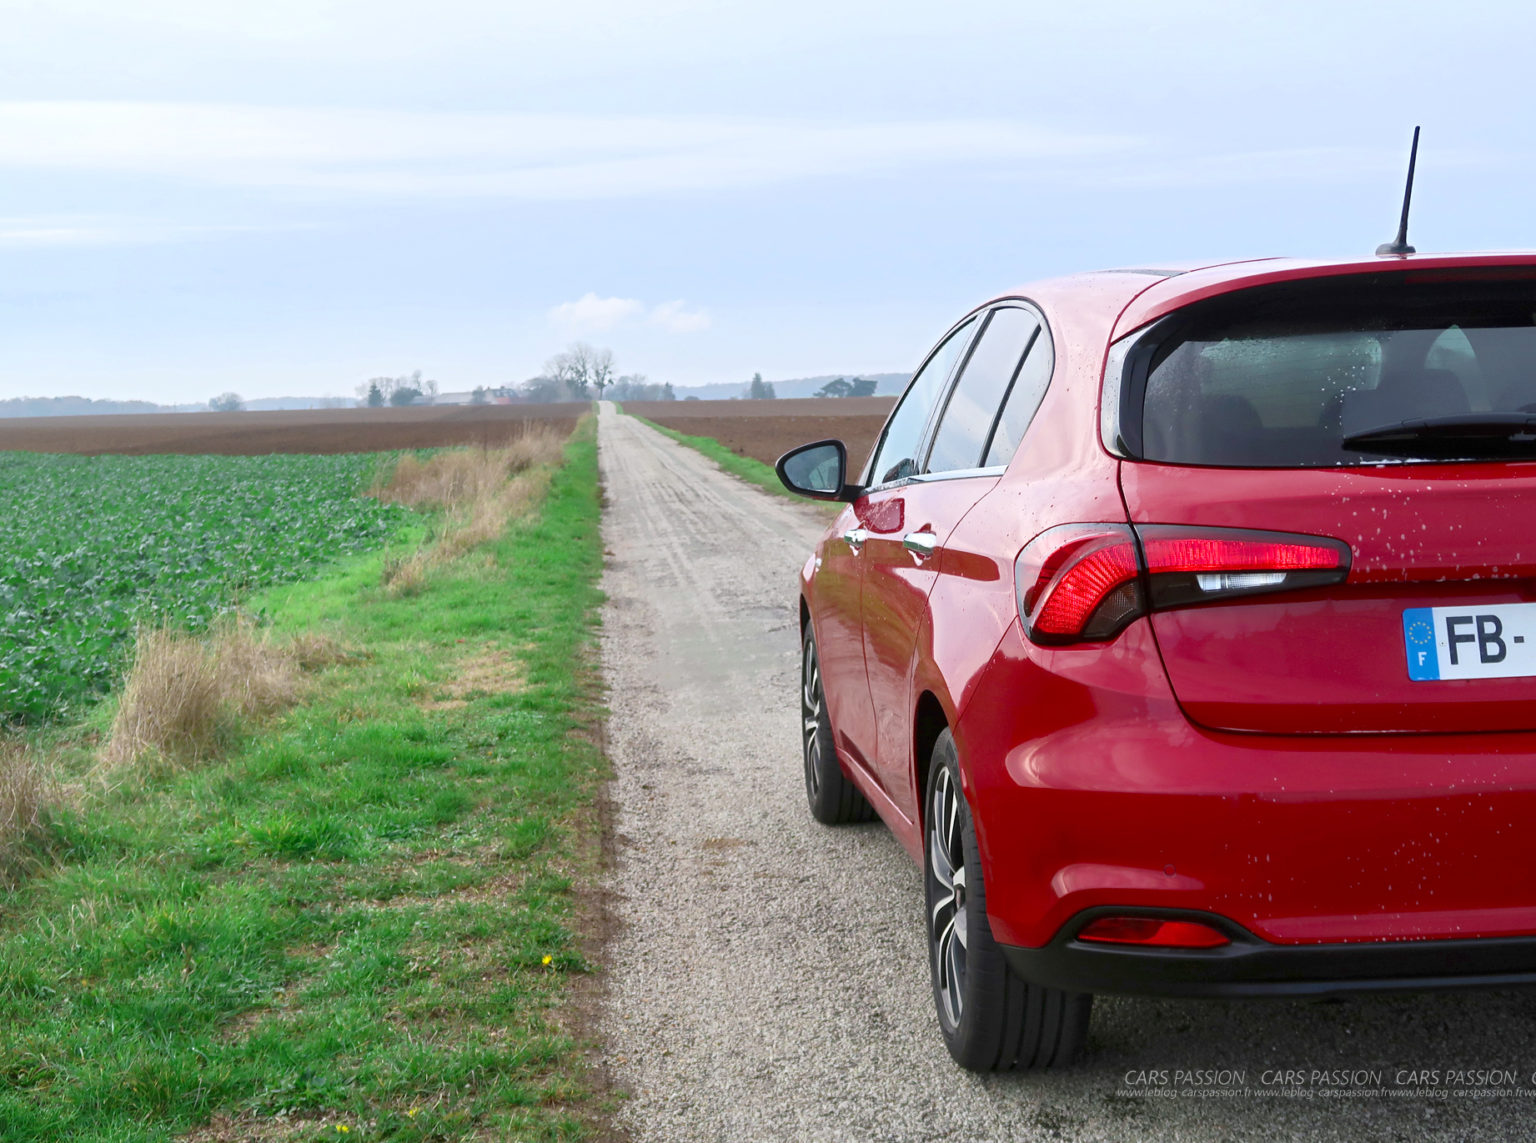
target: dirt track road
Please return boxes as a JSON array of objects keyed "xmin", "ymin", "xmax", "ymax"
[{"xmin": 596, "ymin": 402, "xmax": 1536, "ymax": 1142}]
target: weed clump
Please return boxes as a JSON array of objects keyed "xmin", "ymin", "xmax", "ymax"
[
  {"xmin": 0, "ymin": 739, "xmax": 52, "ymax": 886},
  {"xmin": 373, "ymin": 428, "xmax": 565, "ymax": 508},
  {"xmin": 103, "ymin": 626, "xmax": 225, "ymax": 768},
  {"xmin": 102, "ymin": 620, "xmax": 319, "ymax": 771},
  {"xmin": 374, "ymin": 428, "xmax": 567, "ymax": 595}
]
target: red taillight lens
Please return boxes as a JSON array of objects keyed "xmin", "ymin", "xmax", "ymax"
[
  {"xmin": 1014, "ymin": 524, "xmax": 1352, "ymax": 645},
  {"xmin": 1142, "ymin": 534, "xmax": 1343, "ymax": 575},
  {"xmin": 1014, "ymin": 524, "xmax": 1143, "ymax": 643},
  {"xmin": 1136, "ymin": 525, "xmax": 1350, "ymax": 612},
  {"xmin": 1076, "ymin": 916, "xmax": 1230, "ymax": 949}
]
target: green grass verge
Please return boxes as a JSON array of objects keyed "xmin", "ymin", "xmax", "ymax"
[
  {"xmin": 624, "ymin": 413, "xmax": 796, "ymax": 500},
  {"xmin": 0, "ymin": 420, "xmax": 609, "ymax": 1141}
]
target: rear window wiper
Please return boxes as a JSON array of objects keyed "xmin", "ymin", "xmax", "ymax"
[{"xmin": 1342, "ymin": 413, "xmax": 1536, "ymax": 459}]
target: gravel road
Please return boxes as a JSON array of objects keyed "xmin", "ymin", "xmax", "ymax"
[{"xmin": 596, "ymin": 402, "xmax": 1536, "ymax": 1142}]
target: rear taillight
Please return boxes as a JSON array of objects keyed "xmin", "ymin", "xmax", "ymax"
[
  {"xmin": 1015, "ymin": 525, "xmax": 1145, "ymax": 642},
  {"xmin": 1015, "ymin": 524, "xmax": 1351, "ymax": 645}
]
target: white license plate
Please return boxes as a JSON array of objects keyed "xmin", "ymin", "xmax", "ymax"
[{"xmin": 1404, "ymin": 603, "xmax": 1536, "ymax": 681}]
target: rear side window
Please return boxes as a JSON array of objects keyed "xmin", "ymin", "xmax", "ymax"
[
  {"xmin": 867, "ymin": 317, "xmax": 976, "ymax": 486},
  {"xmin": 984, "ymin": 324, "xmax": 1053, "ymax": 466},
  {"xmin": 926, "ymin": 306, "xmax": 1039, "ymax": 473},
  {"xmin": 1131, "ymin": 276, "xmax": 1536, "ymax": 467}
]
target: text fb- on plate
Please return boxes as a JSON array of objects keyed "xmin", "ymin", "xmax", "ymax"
[{"xmin": 1404, "ymin": 604, "xmax": 1536, "ymax": 681}]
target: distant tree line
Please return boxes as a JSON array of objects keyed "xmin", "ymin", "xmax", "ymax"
[
  {"xmin": 517, "ymin": 343, "xmax": 673, "ymax": 402},
  {"xmin": 815, "ymin": 377, "xmax": 878, "ymax": 398},
  {"xmin": 607, "ymin": 375, "xmax": 675, "ymax": 402},
  {"xmin": 739, "ymin": 373, "xmax": 875, "ymax": 399},
  {"xmin": 346, "ymin": 343, "xmax": 678, "ymax": 407},
  {"xmin": 0, "ymin": 396, "xmax": 190, "ymax": 418},
  {"xmin": 359, "ymin": 371, "xmax": 441, "ymax": 407}
]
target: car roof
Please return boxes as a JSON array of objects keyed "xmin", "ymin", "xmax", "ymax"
[{"xmin": 996, "ymin": 251, "xmax": 1536, "ymax": 344}]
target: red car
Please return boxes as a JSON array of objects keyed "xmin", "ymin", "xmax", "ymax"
[{"xmin": 777, "ymin": 252, "xmax": 1536, "ymax": 1071}]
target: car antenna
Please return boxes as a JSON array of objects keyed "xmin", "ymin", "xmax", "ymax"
[{"xmin": 1376, "ymin": 126, "xmax": 1421, "ymax": 255}]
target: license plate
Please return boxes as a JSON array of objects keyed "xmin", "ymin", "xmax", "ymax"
[{"xmin": 1404, "ymin": 604, "xmax": 1536, "ymax": 681}]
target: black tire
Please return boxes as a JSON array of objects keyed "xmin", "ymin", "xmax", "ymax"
[
  {"xmin": 924, "ymin": 729, "xmax": 1091, "ymax": 1071},
  {"xmin": 801, "ymin": 626, "xmax": 876, "ymax": 825}
]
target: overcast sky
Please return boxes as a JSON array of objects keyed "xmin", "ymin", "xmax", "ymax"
[{"xmin": 3, "ymin": 0, "xmax": 1535, "ymax": 403}]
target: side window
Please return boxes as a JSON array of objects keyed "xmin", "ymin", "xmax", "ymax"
[
  {"xmin": 866, "ymin": 317, "xmax": 976, "ymax": 487},
  {"xmin": 926, "ymin": 306, "xmax": 1039, "ymax": 473},
  {"xmin": 983, "ymin": 325, "xmax": 1054, "ymax": 467}
]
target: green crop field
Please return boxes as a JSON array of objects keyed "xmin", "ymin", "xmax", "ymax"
[{"xmin": 0, "ymin": 452, "xmax": 407, "ymax": 724}]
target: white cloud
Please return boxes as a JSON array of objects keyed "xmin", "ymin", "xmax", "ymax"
[
  {"xmin": 549, "ymin": 294, "xmax": 711, "ymax": 335},
  {"xmin": 549, "ymin": 293, "xmax": 646, "ymax": 333},
  {"xmin": 1082, "ymin": 145, "xmax": 1498, "ymax": 191},
  {"xmin": 39, "ymin": 0, "xmax": 345, "ymax": 39},
  {"xmin": 0, "ymin": 102, "xmax": 1137, "ymax": 200},
  {"xmin": 0, "ymin": 215, "xmax": 270, "ymax": 247},
  {"xmin": 648, "ymin": 300, "xmax": 711, "ymax": 333}
]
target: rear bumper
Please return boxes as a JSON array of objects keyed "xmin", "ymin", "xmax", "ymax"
[
  {"xmin": 956, "ymin": 620, "xmax": 1536, "ymax": 951},
  {"xmin": 1002, "ymin": 907, "xmax": 1536, "ymax": 998}
]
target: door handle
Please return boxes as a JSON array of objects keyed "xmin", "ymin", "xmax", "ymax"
[
  {"xmin": 902, "ymin": 530, "xmax": 938, "ymax": 558},
  {"xmin": 841, "ymin": 527, "xmax": 869, "ymax": 551}
]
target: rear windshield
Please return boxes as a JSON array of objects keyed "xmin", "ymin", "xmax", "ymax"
[{"xmin": 1132, "ymin": 275, "xmax": 1536, "ymax": 467}]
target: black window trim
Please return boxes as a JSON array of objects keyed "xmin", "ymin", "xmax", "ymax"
[{"xmin": 1101, "ymin": 315, "xmax": 1180, "ymax": 459}]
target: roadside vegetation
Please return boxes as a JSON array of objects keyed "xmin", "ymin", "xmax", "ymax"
[
  {"xmin": 624, "ymin": 412, "xmax": 798, "ymax": 500},
  {"xmin": 0, "ymin": 418, "xmax": 609, "ymax": 1140},
  {"xmin": 0, "ymin": 452, "xmax": 406, "ymax": 724},
  {"xmin": 372, "ymin": 429, "xmax": 567, "ymax": 596}
]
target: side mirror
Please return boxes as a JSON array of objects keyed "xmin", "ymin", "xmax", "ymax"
[{"xmin": 775, "ymin": 439, "xmax": 861, "ymax": 502}]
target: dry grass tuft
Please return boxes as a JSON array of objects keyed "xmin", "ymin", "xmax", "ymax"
[
  {"xmin": 373, "ymin": 428, "xmax": 565, "ymax": 509},
  {"xmin": 421, "ymin": 645, "xmax": 527, "ymax": 710},
  {"xmin": 373, "ymin": 429, "xmax": 566, "ymax": 596},
  {"xmin": 103, "ymin": 627, "xmax": 225, "ymax": 769},
  {"xmin": 287, "ymin": 632, "xmax": 357, "ymax": 672},
  {"xmin": 213, "ymin": 622, "xmax": 304, "ymax": 718},
  {"xmin": 102, "ymin": 620, "xmax": 309, "ymax": 771},
  {"xmin": 380, "ymin": 553, "xmax": 430, "ymax": 597},
  {"xmin": 0, "ymin": 739, "xmax": 53, "ymax": 886},
  {"xmin": 438, "ymin": 466, "xmax": 549, "ymax": 559}
]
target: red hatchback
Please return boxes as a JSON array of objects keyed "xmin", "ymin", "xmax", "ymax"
[{"xmin": 777, "ymin": 252, "xmax": 1536, "ymax": 1071}]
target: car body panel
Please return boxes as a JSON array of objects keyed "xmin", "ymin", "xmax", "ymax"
[
  {"xmin": 1121, "ymin": 459, "xmax": 1536, "ymax": 734},
  {"xmin": 808, "ymin": 503, "xmax": 879, "ymax": 771},
  {"xmin": 960, "ymin": 620, "xmax": 1536, "ymax": 948},
  {"xmin": 1111, "ymin": 252, "xmax": 1536, "ymax": 338},
  {"xmin": 859, "ymin": 474, "xmax": 996, "ymax": 822}
]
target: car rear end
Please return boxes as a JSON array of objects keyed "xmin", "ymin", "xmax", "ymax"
[{"xmin": 969, "ymin": 258, "xmax": 1536, "ymax": 995}]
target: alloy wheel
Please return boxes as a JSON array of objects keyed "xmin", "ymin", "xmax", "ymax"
[
  {"xmin": 928, "ymin": 764, "xmax": 967, "ymax": 1030},
  {"xmin": 802, "ymin": 636, "xmax": 824, "ymax": 801}
]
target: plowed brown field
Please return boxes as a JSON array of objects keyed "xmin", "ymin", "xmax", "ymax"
[
  {"xmin": 0, "ymin": 403, "xmax": 587, "ymax": 456},
  {"xmin": 624, "ymin": 396, "xmax": 896, "ymax": 470}
]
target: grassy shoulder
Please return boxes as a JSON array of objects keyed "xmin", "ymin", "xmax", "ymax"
[
  {"xmin": 0, "ymin": 420, "xmax": 609, "ymax": 1141},
  {"xmin": 624, "ymin": 412, "xmax": 795, "ymax": 500}
]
